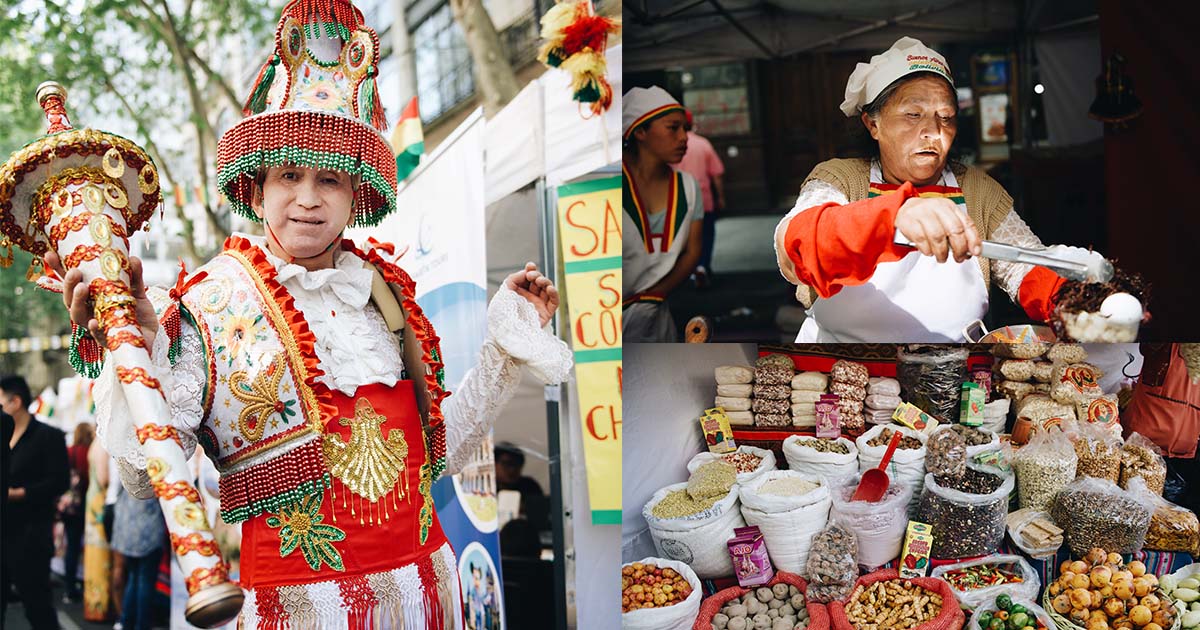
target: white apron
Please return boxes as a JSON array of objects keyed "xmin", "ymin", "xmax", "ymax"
[
  {"xmin": 623, "ymin": 164, "xmax": 701, "ymax": 343},
  {"xmin": 797, "ymin": 164, "xmax": 988, "ymax": 342}
]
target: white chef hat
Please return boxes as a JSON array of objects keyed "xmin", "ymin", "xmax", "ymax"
[
  {"xmin": 840, "ymin": 37, "xmax": 955, "ymax": 117},
  {"xmin": 623, "ymin": 86, "xmax": 688, "ymax": 140}
]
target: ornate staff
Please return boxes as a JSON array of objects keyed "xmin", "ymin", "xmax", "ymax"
[{"xmin": 0, "ymin": 82, "xmax": 243, "ymax": 627}]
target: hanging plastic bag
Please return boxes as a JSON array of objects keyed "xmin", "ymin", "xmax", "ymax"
[
  {"xmin": 803, "ymin": 522, "xmax": 859, "ymax": 604},
  {"xmin": 896, "ymin": 345, "xmax": 969, "ymax": 423}
]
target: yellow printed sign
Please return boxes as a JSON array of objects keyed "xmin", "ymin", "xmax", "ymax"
[{"xmin": 556, "ymin": 175, "xmax": 621, "ymax": 525}]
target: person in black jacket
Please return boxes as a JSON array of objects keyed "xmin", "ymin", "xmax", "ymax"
[{"xmin": 1, "ymin": 374, "xmax": 68, "ymax": 629}]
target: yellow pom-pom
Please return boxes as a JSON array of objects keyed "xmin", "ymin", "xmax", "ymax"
[
  {"xmin": 561, "ymin": 48, "xmax": 607, "ymax": 88},
  {"xmin": 539, "ymin": 1, "xmax": 578, "ymax": 40}
]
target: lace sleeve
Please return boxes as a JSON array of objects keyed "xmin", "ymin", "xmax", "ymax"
[
  {"xmin": 774, "ymin": 179, "xmax": 849, "ymax": 284},
  {"xmin": 95, "ymin": 310, "xmax": 206, "ymax": 499},
  {"xmin": 988, "ymin": 209, "xmax": 1047, "ymax": 302},
  {"xmin": 441, "ymin": 286, "xmax": 573, "ymax": 476}
]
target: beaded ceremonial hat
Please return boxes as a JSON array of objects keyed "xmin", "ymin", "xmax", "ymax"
[
  {"xmin": 0, "ymin": 82, "xmax": 162, "ymax": 259},
  {"xmin": 217, "ymin": 0, "xmax": 396, "ymax": 228}
]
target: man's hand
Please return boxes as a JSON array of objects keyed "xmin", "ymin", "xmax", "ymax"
[
  {"xmin": 503, "ymin": 263, "xmax": 559, "ymax": 328},
  {"xmin": 44, "ymin": 250, "xmax": 159, "ymax": 350}
]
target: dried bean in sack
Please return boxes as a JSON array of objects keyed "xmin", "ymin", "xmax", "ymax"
[
  {"xmin": 897, "ymin": 345, "xmax": 968, "ymax": 423},
  {"xmin": 829, "ymin": 474, "xmax": 913, "ymax": 572},
  {"xmin": 645, "ymin": 482, "xmax": 748, "ymax": 578},
  {"xmin": 739, "ymin": 472, "xmax": 833, "ymax": 575},
  {"xmin": 622, "ymin": 557, "xmax": 703, "ymax": 630},
  {"xmin": 828, "ymin": 569, "xmax": 965, "ymax": 630},
  {"xmin": 1051, "ymin": 476, "xmax": 1154, "ymax": 556},
  {"xmin": 804, "ymin": 523, "xmax": 859, "ymax": 604},
  {"xmin": 856, "ymin": 425, "xmax": 928, "ymax": 519},
  {"xmin": 782, "ymin": 436, "xmax": 859, "ymax": 481},
  {"xmin": 916, "ymin": 465, "xmax": 1014, "ymax": 559},
  {"xmin": 689, "ymin": 446, "xmax": 778, "ymax": 487}
]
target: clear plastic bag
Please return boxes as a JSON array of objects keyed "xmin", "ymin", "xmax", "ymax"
[
  {"xmin": 804, "ymin": 522, "xmax": 859, "ymax": 604},
  {"xmin": 931, "ymin": 554, "xmax": 1041, "ymax": 611},
  {"xmin": 1005, "ymin": 508, "xmax": 1062, "ymax": 559},
  {"xmin": 1119, "ymin": 432, "xmax": 1167, "ymax": 495},
  {"xmin": 926, "ymin": 428, "xmax": 967, "ymax": 480},
  {"xmin": 1009, "ymin": 430, "xmax": 1076, "ymax": 512},
  {"xmin": 896, "ymin": 345, "xmax": 969, "ymax": 423},
  {"xmin": 917, "ymin": 465, "xmax": 1014, "ymax": 559},
  {"xmin": 1071, "ymin": 418, "xmax": 1122, "ymax": 483},
  {"xmin": 1127, "ymin": 476, "xmax": 1200, "ymax": 555},
  {"xmin": 1051, "ymin": 476, "xmax": 1155, "ymax": 555}
]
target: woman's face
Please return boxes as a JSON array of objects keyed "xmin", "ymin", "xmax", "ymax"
[
  {"xmin": 634, "ymin": 111, "xmax": 689, "ymax": 164},
  {"xmin": 253, "ymin": 166, "xmax": 354, "ymax": 260},
  {"xmin": 863, "ymin": 75, "xmax": 958, "ymax": 186}
]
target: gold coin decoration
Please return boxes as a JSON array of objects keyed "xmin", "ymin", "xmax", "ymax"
[
  {"xmin": 82, "ymin": 185, "xmax": 104, "ymax": 213},
  {"xmin": 89, "ymin": 214, "xmax": 112, "ymax": 246},
  {"xmin": 51, "ymin": 189, "xmax": 72, "ymax": 216},
  {"xmin": 174, "ymin": 503, "xmax": 210, "ymax": 530},
  {"xmin": 100, "ymin": 249, "xmax": 123, "ymax": 280},
  {"xmin": 102, "ymin": 148, "xmax": 125, "ymax": 179},
  {"xmin": 199, "ymin": 278, "xmax": 231, "ymax": 313},
  {"xmin": 103, "ymin": 182, "xmax": 128, "ymax": 209},
  {"xmin": 138, "ymin": 164, "xmax": 158, "ymax": 195},
  {"xmin": 146, "ymin": 457, "xmax": 169, "ymax": 483}
]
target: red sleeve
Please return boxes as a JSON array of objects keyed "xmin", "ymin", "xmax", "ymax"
[
  {"xmin": 1018, "ymin": 265, "xmax": 1067, "ymax": 322},
  {"xmin": 781, "ymin": 182, "xmax": 918, "ymax": 298}
]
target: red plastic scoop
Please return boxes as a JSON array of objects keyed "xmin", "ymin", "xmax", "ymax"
[{"xmin": 852, "ymin": 430, "xmax": 903, "ymax": 502}]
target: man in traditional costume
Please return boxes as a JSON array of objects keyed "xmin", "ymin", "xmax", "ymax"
[{"xmin": 48, "ymin": 1, "xmax": 572, "ymax": 627}]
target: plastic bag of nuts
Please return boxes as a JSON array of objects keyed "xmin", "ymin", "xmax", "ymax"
[
  {"xmin": 1051, "ymin": 476, "xmax": 1154, "ymax": 555},
  {"xmin": 1072, "ymin": 420, "xmax": 1122, "ymax": 483},
  {"xmin": 1119, "ymin": 432, "xmax": 1167, "ymax": 495},
  {"xmin": 1127, "ymin": 476, "xmax": 1200, "ymax": 554},
  {"xmin": 803, "ymin": 523, "xmax": 859, "ymax": 604},
  {"xmin": 925, "ymin": 428, "xmax": 967, "ymax": 480}
]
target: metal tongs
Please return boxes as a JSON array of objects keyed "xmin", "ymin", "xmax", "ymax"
[{"xmin": 895, "ymin": 229, "xmax": 1114, "ymax": 283}]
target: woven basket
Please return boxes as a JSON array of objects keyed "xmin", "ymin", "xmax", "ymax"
[
  {"xmin": 692, "ymin": 571, "xmax": 830, "ymax": 630},
  {"xmin": 1042, "ymin": 588, "xmax": 1181, "ymax": 630}
]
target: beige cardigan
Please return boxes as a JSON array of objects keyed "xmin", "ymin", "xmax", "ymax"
[{"xmin": 791, "ymin": 158, "xmax": 1014, "ymax": 308}]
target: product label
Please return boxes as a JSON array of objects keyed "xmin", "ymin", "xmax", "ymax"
[
  {"xmin": 959, "ymin": 382, "xmax": 985, "ymax": 427},
  {"xmin": 892, "ymin": 402, "xmax": 930, "ymax": 430},
  {"xmin": 702, "ymin": 407, "xmax": 737, "ymax": 454},
  {"xmin": 899, "ymin": 521, "xmax": 934, "ymax": 578}
]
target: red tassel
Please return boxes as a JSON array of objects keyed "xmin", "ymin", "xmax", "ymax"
[
  {"xmin": 370, "ymin": 77, "xmax": 387, "ymax": 132},
  {"xmin": 561, "ymin": 13, "xmax": 617, "ymax": 55}
]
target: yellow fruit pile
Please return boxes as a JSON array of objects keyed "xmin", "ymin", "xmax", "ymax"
[{"xmin": 1046, "ymin": 548, "xmax": 1177, "ymax": 630}]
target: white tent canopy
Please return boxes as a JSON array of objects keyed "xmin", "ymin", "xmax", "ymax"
[{"xmin": 484, "ymin": 45, "xmax": 622, "ymax": 205}]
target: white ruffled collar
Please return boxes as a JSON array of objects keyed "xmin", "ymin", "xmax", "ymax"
[{"xmin": 235, "ymin": 233, "xmax": 373, "ymax": 308}]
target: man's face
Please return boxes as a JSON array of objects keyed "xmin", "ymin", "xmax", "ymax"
[
  {"xmin": 0, "ymin": 389, "xmax": 21, "ymax": 417},
  {"xmin": 495, "ymin": 453, "xmax": 520, "ymax": 485}
]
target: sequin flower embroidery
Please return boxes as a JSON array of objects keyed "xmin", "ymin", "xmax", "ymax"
[{"xmin": 265, "ymin": 491, "xmax": 346, "ymax": 572}]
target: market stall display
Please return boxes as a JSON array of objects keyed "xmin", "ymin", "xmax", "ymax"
[
  {"xmin": 623, "ymin": 558, "xmax": 703, "ymax": 629},
  {"xmin": 628, "ymin": 342, "xmax": 1196, "ymax": 630}
]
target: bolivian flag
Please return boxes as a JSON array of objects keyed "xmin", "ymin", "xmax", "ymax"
[{"xmin": 392, "ymin": 97, "xmax": 424, "ymax": 181}]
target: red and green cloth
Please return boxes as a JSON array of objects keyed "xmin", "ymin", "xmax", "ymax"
[{"xmin": 392, "ymin": 96, "xmax": 424, "ymax": 181}]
